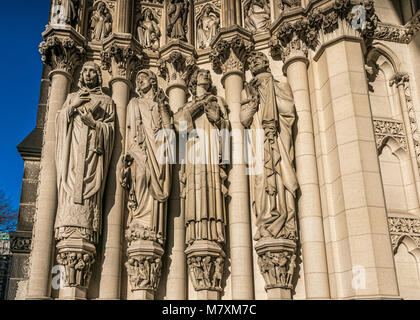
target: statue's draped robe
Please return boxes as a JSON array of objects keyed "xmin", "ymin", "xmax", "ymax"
[
  {"xmin": 138, "ymin": 19, "xmax": 160, "ymax": 49},
  {"xmin": 91, "ymin": 10, "xmax": 111, "ymax": 40},
  {"xmin": 125, "ymin": 97, "xmax": 172, "ymax": 244},
  {"xmin": 245, "ymin": 4, "xmax": 270, "ymax": 31},
  {"xmin": 197, "ymin": 13, "xmax": 219, "ymax": 48},
  {"xmin": 241, "ymin": 73, "xmax": 298, "ymax": 240},
  {"xmin": 174, "ymin": 94, "xmax": 229, "ymax": 245},
  {"xmin": 168, "ymin": 3, "xmax": 186, "ymax": 39},
  {"xmin": 55, "ymin": 89, "xmax": 115, "ymax": 244}
]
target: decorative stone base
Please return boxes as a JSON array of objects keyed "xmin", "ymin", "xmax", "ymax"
[
  {"xmin": 185, "ymin": 240, "xmax": 226, "ymax": 300},
  {"xmin": 255, "ymin": 238, "xmax": 297, "ymax": 300},
  {"xmin": 55, "ymin": 238, "xmax": 96, "ymax": 300},
  {"xmin": 126, "ymin": 240, "xmax": 164, "ymax": 300}
]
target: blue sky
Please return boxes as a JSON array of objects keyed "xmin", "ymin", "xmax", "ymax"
[{"xmin": 0, "ymin": 1, "xmax": 51, "ymax": 209}]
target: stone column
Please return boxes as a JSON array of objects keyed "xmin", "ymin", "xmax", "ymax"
[
  {"xmin": 390, "ymin": 73, "xmax": 420, "ymax": 206},
  {"xmin": 309, "ymin": 2, "xmax": 400, "ymax": 299},
  {"xmin": 27, "ymin": 32, "xmax": 85, "ymax": 300},
  {"xmin": 158, "ymin": 41, "xmax": 196, "ymax": 300},
  {"xmin": 98, "ymin": 35, "xmax": 140, "ymax": 299},
  {"xmin": 274, "ymin": 34, "xmax": 330, "ymax": 299},
  {"xmin": 210, "ymin": 27, "xmax": 255, "ymax": 300}
]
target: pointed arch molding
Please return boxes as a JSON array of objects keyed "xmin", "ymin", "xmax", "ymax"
[{"xmin": 389, "ymin": 215, "xmax": 420, "ymax": 253}]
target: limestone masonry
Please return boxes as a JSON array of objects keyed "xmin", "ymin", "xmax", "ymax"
[{"xmin": 8, "ymin": 0, "xmax": 420, "ymax": 300}]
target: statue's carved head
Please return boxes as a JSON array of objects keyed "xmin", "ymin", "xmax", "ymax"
[
  {"xmin": 189, "ymin": 68, "xmax": 215, "ymax": 96},
  {"xmin": 248, "ymin": 51, "xmax": 271, "ymax": 76},
  {"xmin": 136, "ymin": 69, "xmax": 158, "ymax": 96},
  {"xmin": 78, "ymin": 61, "xmax": 102, "ymax": 90}
]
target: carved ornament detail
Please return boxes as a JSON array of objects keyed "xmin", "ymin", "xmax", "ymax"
[
  {"xmin": 373, "ymin": 119, "xmax": 407, "ymax": 152},
  {"xmin": 39, "ymin": 36, "xmax": 85, "ymax": 74},
  {"xmin": 388, "ymin": 216, "xmax": 420, "ymax": 252},
  {"xmin": 210, "ymin": 36, "xmax": 255, "ymax": 75}
]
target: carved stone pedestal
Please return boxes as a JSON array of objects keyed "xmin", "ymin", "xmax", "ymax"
[
  {"xmin": 255, "ymin": 238, "xmax": 297, "ymax": 300},
  {"xmin": 126, "ymin": 240, "xmax": 164, "ymax": 300},
  {"xmin": 55, "ymin": 238, "xmax": 96, "ymax": 300},
  {"xmin": 185, "ymin": 240, "xmax": 226, "ymax": 300}
]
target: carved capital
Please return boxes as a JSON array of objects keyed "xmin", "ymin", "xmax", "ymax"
[
  {"xmin": 55, "ymin": 238, "xmax": 96, "ymax": 293},
  {"xmin": 270, "ymin": 19, "xmax": 312, "ymax": 63},
  {"xmin": 185, "ymin": 240, "xmax": 226, "ymax": 298},
  {"xmin": 101, "ymin": 41, "xmax": 142, "ymax": 79},
  {"xmin": 255, "ymin": 238, "xmax": 297, "ymax": 293},
  {"xmin": 125, "ymin": 240, "xmax": 164, "ymax": 297},
  {"xmin": 389, "ymin": 72, "xmax": 409, "ymax": 87},
  {"xmin": 210, "ymin": 36, "xmax": 254, "ymax": 76},
  {"xmin": 39, "ymin": 35, "xmax": 85, "ymax": 75},
  {"xmin": 373, "ymin": 118, "xmax": 407, "ymax": 152},
  {"xmin": 158, "ymin": 41, "xmax": 197, "ymax": 92}
]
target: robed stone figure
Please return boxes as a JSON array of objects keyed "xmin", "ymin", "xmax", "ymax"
[
  {"xmin": 122, "ymin": 70, "xmax": 173, "ymax": 246},
  {"xmin": 174, "ymin": 69, "xmax": 229, "ymax": 246},
  {"xmin": 55, "ymin": 62, "xmax": 115, "ymax": 244},
  {"xmin": 241, "ymin": 52, "xmax": 298, "ymax": 241}
]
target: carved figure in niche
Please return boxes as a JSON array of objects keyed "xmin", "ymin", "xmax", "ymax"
[
  {"xmin": 90, "ymin": 1, "xmax": 112, "ymax": 41},
  {"xmin": 174, "ymin": 69, "xmax": 229, "ymax": 246},
  {"xmin": 122, "ymin": 70, "xmax": 172, "ymax": 246},
  {"xmin": 212, "ymin": 257, "xmax": 223, "ymax": 288},
  {"xmin": 56, "ymin": 252, "xmax": 69, "ymax": 285},
  {"xmin": 244, "ymin": 0, "xmax": 271, "ymax": 32},
  {"xmin": 126, "ymin": 258, "xmax": 140, "ymax": 288},
  {"xmin": 137, "ymin": 8, "xmax": 161, "ymax": 51},
  {"xmin": 167, "ymin": 0, "xmax": 189, "ymax": 41},
  {"xmin": 286, "ymin": 254, "xmax": 296, "ymax": 285},
  {"xmin": 241, "ymin": 51, "xmax": 298, "ymax": 241},
  {"xmin": 197, "ymin": 5, "xmax": 220, "ymax": 49},
  {"xmin": 55, "ymin": 62, "xmax": 115, "ymax": 245},
  {"xmin": 52, "ymin": 0, "xmax": 79, "ymax": 27},
  {"xmin": 75, "ymin": 253, "xmax": 85, "ymax": 286}
]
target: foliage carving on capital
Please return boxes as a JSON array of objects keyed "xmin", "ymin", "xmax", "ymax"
[
  {"xmin": 388, "ymin": 216, "xmax": 420, "ymax": 252},
  {"xmin": 210, "ymin": 36, "xmax": 254, "ymax": 75},
  {"xmin": 39, "ymin": 36, "xmax": 85, "ymax": 74},
  {"xmin": 101, "ymin": 44, "xmax": 142, "ymax": 78},
  {"xmin": 157, "ymin": 51, "xmax": 197, "ymax": 85}
]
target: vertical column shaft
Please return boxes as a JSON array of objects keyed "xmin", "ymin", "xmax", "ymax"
[
  {"xmin": 285, "ymin": 59, "xmax": 330, "ymax": 299},
  {"xmin": 98, "ymin": 79, "xmax": 130, "ymax": 299},
  {"xmin": 395, "ymin": 82, "xmax": 420, "ymax": 207},
  {"xmin": 165, "ymin": 86, "xmax": 187, "ymax": 300},
  {"xmin": 224, "ymin": 73, "xmax": 254, "ymax": 300},
  {"xmin": 27, "ymin": 70, "xmax": 71, "ymax": 299},
  {"xmin": 115, "ymin": 0, "xmax": 133, "ymax": 33}
]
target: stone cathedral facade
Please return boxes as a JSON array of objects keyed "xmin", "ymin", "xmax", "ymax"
[{"xmin": 7, "ymin": 0, "xmax": 420, "ymax": 300}]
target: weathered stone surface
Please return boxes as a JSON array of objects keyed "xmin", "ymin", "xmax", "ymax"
[{"xmin": 12, "ymin": 0, "xmax": 420, "ymax": 301}]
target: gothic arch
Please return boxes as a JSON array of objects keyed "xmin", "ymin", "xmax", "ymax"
[
  {"xmin": 377, "ymin": 136, "xmax": 408, "ymax": 160},
  {"xmin": 367, "ymin": 42, "xmax": 402, "ymax": 74}
]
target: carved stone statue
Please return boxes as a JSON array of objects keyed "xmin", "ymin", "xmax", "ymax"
[
  {"xmin": 167, "ymin": 0, "xmax": 189, "ymax": 41},
  {"xmin": 90, "ymin": 1, "xmax": 112, "ymax": 41},
  {"xmin": 52, "ymin": 0, "xmax": 79, "ymax": 27},
  {"xmin": 137, "ymin": 8, "xmax": 161, "ymax": 50},
  {"xmin": 197, "ymin": 5, "xmax": 220, "ymax": 49},
  {"xmin": 122, "ymin": 69, "xmax": 172, "ymax": 246},
  {"xmin": 174, "ymin": 69, "xmax": 229, "ymax": 246},
  {"xmin": 241, "ymin": 51, "xmax": 298, "ymax": 241},
  {"xmin": 244, "ymin": 0, "xmax": 271, "ymax": 32},
  {"xmin": 54, "ymin": 61, "xmax": 115, "ymax": 245}
]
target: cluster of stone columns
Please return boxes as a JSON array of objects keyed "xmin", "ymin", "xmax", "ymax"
[{"xmin": 26, "ymin": 0, "xmax": 420, "ymax": 301}]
